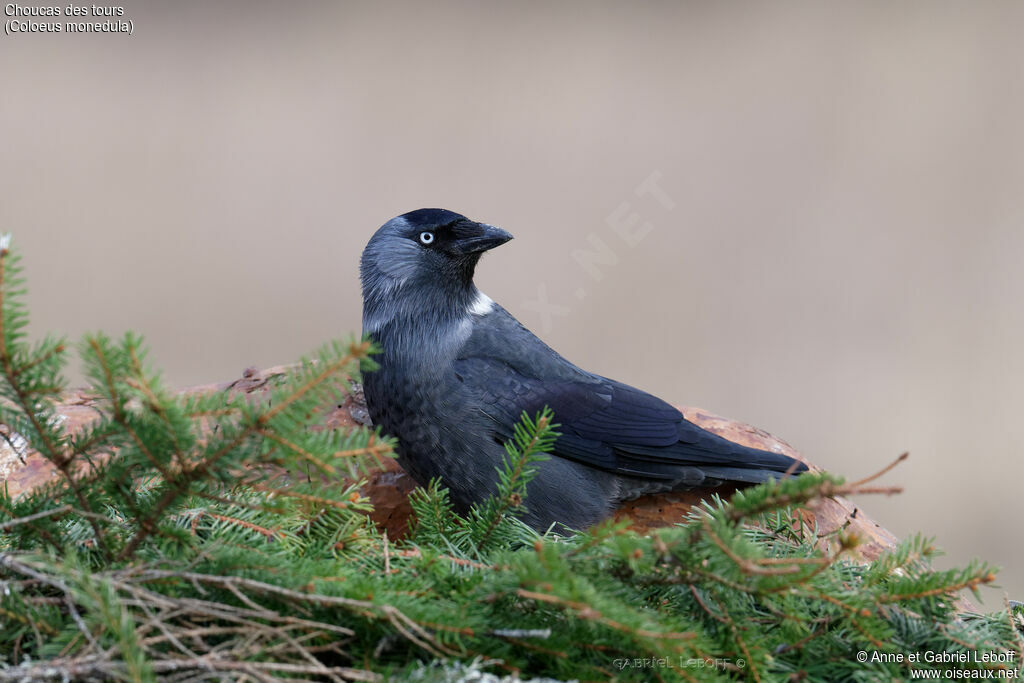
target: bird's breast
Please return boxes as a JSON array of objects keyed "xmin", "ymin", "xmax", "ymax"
[{"xmin": 362, "ymin": 347, "xmax": 495, "ymax": 480}]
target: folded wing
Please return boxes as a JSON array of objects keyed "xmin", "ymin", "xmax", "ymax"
[{"xmin": 452, "ymin": 355, "xmax": 806, "ymax": 485}]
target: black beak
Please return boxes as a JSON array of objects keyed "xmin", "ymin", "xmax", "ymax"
[{"xmin": 450, "ymin": 223, "xmax": 514, "ymax": 255}]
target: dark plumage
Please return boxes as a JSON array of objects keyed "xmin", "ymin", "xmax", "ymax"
[{"xmin": 360, "ymin": 208, "xmax": 807, "ymax": 531}]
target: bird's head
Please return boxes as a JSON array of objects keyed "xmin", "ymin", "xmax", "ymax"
[{"xmin": 360, "ymin": 209, "xmax": 513, "ymax": 333}]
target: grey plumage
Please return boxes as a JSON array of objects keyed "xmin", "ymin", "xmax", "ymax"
[{"xmin": 360, "ymin": 208, "xmax": 807, "ymax": 531}]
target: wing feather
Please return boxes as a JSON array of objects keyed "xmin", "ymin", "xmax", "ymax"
[{"xmin": 454, "ymin": 307, "xmax": 805, "ymax": 482}]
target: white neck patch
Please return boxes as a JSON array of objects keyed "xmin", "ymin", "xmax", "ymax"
[{"xmin": 468, "ymin": 291, "xmax": 494, "ymax": 316}]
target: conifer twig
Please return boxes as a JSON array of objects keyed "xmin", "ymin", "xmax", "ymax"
[
  {"xmin": 0, "ymin": 504, "xmax": 71, "ymax": 530},
  {"xmin": 0, "ymin": 249, "xmax": 110, "ymax": 557},
  {"xmin": 258, "ymin": 428, "xmax": 337, "ymax": 474},
  {"xmin": 515, "ymin": 588, "xmax": 696, "ymax": 642},
  {"xmin": 0, "ymin": 554, "xmax": 99, "ymax": 650},
  {"xmin": 847, "ymin": 451, "xmax": 909, "ymax": 488},
  {"xmin": 476, "ymin": 411, "xmax": 553, "ymax": 549},
  {"xmin": 878, "ymin": 571, "xmax": 996, "ymax": 603}
]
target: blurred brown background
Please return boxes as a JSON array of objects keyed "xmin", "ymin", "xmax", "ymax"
[{"xmin": 4, "ymin": 2, "xmax": 1022, "ymax": 601}]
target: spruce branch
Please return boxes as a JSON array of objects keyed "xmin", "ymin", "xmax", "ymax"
[
  {"xmin": 515, "ymin": 588, "xmax": 697, "ymax": 642},
  {"xmin": 0, "ymin": 504, "xmax": 71, "ymax": 531},
  {"xmin": 116, "ymin": 342, "xmax": 373, "ymax": 562},
  {"xmin": 0, "ymin": 245, "xmax": 111, "ymax": 560},
  {"xmin": 471, "ymin": 408, "xmax": 557, "ymax": 551},
  {"xmin": 1, "ymin": 236, "xmax": 1019, "ymax": 681}
]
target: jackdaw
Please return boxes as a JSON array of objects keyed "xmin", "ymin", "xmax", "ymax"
[{"xmin": 360, "ymin": 208, "xmax": 807, "ymax": 531}]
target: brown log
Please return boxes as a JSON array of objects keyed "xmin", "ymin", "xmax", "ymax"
[{"xmin": 1, "ymin": 367, "xmax": 898, "ymax": 560}]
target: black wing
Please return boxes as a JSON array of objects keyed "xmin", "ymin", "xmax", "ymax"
[{"xmin": 455, "ymin": 307, "xmax": 805, "ymax": 484}]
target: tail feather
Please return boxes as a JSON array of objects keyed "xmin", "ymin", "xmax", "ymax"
[{"xmin": 614, "ymin": 425, "xmax": 808, "ymax": 479}]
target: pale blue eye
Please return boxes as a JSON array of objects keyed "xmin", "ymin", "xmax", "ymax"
[{"xmin": 419, "ymin": 232, "xmax": 435, "ymax": 245}]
